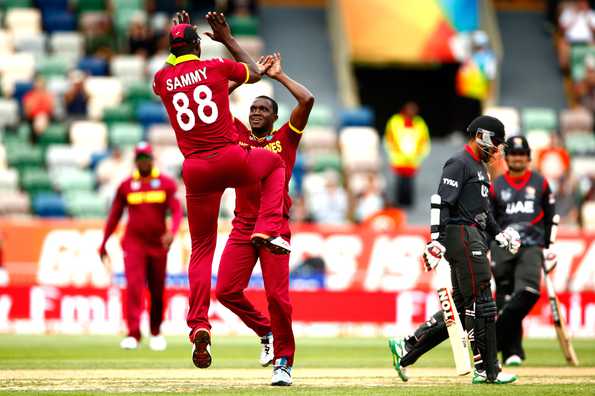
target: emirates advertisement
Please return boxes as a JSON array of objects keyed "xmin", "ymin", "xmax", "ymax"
[{"xmin": 1, "ymin": 219, "xmax": 594, "ymax": 337}]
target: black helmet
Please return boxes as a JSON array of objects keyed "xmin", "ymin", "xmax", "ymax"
[
  {"xmin": 504, "ymin": 135, "xmax": 531, "ymax": 157},
  {"xmin": 467, "ymin": 115, "xmax": 506, "ymax": 148}
]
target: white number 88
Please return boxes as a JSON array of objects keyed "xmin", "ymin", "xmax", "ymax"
[{"xmin": 172, "ymin": 85, "xmax": 218, "ymax": 131}]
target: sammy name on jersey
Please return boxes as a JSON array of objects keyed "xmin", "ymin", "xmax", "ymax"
[
  {"xmin": 166, "ymin": 67, "xmax": 208, "ymax": 91},
  {"xmin": 506, "ymin": 200, "xmax": 534, "ymax": 215}
]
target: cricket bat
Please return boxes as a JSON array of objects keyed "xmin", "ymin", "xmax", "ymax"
[
  {"xmin": 543, "ymin": 214, "xmax": 579, "ymax": 366},
  {"xmin": 431, "ymin": 194, "xmax": 472, "ymax": 376}
]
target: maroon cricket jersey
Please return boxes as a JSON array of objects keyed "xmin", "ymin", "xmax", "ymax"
[
  {"xmin": 101, "ymin": 170, "xmax": 183, "ymax": 249},
  {"xmin": 232, "ymin": 118, "xmax": 302, "ymax": 232},
  {"xmin": 153, "ymin": 55, "xmax": 249, "ymax": 157}
]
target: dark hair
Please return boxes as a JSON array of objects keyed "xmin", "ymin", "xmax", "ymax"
[{"xmin": 255, "ymin": 95, "xmax": 278, "ymax": 115}]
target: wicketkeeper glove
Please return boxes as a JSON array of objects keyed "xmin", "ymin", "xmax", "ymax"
[
  {"xmin": 423, "ymin": 240, "xmax": 445, "ymax": 272},
  {"xmin": 495, "ymin": 227, "xmax": 521, "ymax": 255},
  {"xmin": 543, "ymin": 248, "xmax": 558, "ymax": 273}
]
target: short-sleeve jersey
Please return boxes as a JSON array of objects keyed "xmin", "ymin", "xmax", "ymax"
[
  {"xmin": 115, "ymin": 173, "xmax": 178, "ymax": 245},
  {"xmin": 232, "ymin": 118, "xmax": 302, "ymax": 230},
  {"xmin": 490, "ymin": 170, "xmax": 555, "ymax": 247},
  {"xmin": 153, "ymin": 55, "xmax": 249, "ymax": 157},
  {"xmin": 437, "ymin": 145, "xmax": 499, "ymax": 236}
]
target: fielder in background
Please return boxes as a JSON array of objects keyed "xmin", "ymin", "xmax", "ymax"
[
  {"xmin": 490, "ymin": 136, "xmax": 557, "ymax": 366},
  {"xmin": 99, "ymin": 142, "xmax": 183, "ymax": 351},
  {"xmin": 388, "ymin": 116, "xmax": 520, "ymax": 384},
  {"xmin": 216, "ymin": 52, "xmax": 314, "ymax": 386}
]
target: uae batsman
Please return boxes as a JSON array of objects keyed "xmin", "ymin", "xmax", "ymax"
[
  {"xmin": 153, "ymin": 11, "xmax": 288, "ymax": 368},
  {"xmin": 388, "ymin": 116, "xmax": 520, "ymax": 384},
  {"xmin": 490, "ymin": 135, "xmax": 557, "ymax": 366},
  {"xmin": 99, "ymin": 142, "xmax": 183, "ymax": 351},
  {"xmin": 216, "ymin": 52, "xmax": 314, "ymax": 386}
]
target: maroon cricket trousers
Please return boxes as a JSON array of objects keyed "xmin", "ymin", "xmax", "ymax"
[
  {"xmin": 122, "ymin": 238, "xmax": 168, "ymax": 341},
  {"xmin": 182, "ymin": 144, "xmax": 285, "ymax": 332},
  {"xmin": 216, "ymin": 220, "xmax": 295, "ymax": 365}
]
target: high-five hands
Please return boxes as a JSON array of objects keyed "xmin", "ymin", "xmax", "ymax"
[
  {"xmin": 204, "ymin": 12, "xmax": 233, "ymax": 44},
  {"xmin": 172, "ymin": 10, "xmax": 190, "ymax": 25}
]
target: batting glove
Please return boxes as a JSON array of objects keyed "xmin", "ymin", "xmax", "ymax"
[
  {"xmin": 423, "ymin": 240, "xmax": 445, "ymax": 272},
  {"xmin": 543, "ymin": 249, "xmax": 558, "ymax": 273},
  {"xmin": 495, "ymin": 227, "xmax": 521, "ymax": 255}
]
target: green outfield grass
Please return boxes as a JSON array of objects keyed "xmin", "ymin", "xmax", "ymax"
[{"xmin": 0, "ymin": 335, "xmax": 593, "ymax": 395}]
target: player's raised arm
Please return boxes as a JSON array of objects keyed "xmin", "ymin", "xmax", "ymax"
[
  {"xmin": 228, "ymin": 55, "xmax": 275, "ymax": 94},
  {"xmin": 205, "ymin": 12, "xmax": 262, "ymax": 83},
  {"xmin": 266, "ymin": 52, "xmax": 314, "ymax": 131}
]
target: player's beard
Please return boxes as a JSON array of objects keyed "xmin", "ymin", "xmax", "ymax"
[
  {"xmin": 251, "ymin": 125, "xmax": 270, "ymax": 137},
  {"xmin": 507, "ymin": 162, "xmax": 527, "ymax": 173}
]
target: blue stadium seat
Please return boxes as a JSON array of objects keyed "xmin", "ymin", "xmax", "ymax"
[
  {"xmin": 339, "ymin": 107, "xmax": 374, "ymax": 128},
  {"xmin": 42, "ymin": 10, "xmax": 76, "ymax": 33},
  {"xmin": 32, "ymin": 192, "xmax": 66, "ymax": 217},
  {"xmin": 13, "ymin": 81, "xmax": 33, "ymax": 106},
  {"xmin": 136, "ymin": 101, "xmax": 167, "ymax": 128},
  {"xmin": 291, "ymin": 153, "xmax": 305, "ymax": 195},
  {"xmin": 77, "ymin": 57, "xmax": 108, "ymax": 76},
  {"xmin": 89, "ymin": 150, "xmax": 110, "ymax": 171},
  {"xmin": 38, "ymin": 0, "xmax": 69, "ymax": 11}
]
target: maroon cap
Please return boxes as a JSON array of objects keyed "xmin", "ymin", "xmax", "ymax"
[
  {"xmin": 134, "ymin": 141, "xmax": 153, "ymax": 158},
  {"xmin": 169, "ymin": 23, "xmax": 199, "ymax": 49}
]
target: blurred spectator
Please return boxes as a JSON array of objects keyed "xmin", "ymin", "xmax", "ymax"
[
  {"xmin": 455, "ymin": 31, "xmax": 496, "ymax": 109},
  {"xmin": 574, "ymin": 54, "xmax": 595, "ymax": 110},
  {"xmin": 149, "ymin": 0, "xmax": 216, "ymax": 14},
  {"xmin": 290, "ymin": 195, "xmax": 309, "ymax": 223},
  {"xmin": 83, "ymin": 13, "xmax": 116, "ymax": 59},
  {"xmin": 64, "ymin": 70, "xmax": 89, "ymax": 118},
  {"xmin": 225, "ymin": 0, "xmax": 258, "ymax": 16},
  {"xmin": 384, "ymin": 101, "xmax": 430, "ymax": 207},
  {"xmin": 128, "ymin": 15, "xmax": 157, "ymax": 58},
  {"xmin": 577, "ymin": 174, "xmax": 595, "ymax": 228},
  {"xmin": 310, "ymin": 171, "xmax": 348, "ymax": 225},
  {"xmin": 536, "ymin": 134, "xmax": 572, "ymax": 193},
  {"xmin": 354, "ymin": 174, "xmax": 384, "ymax": 223},
  {"xmin": 557, "ymin": 0, "xmax": 595, "ymax": 70},
  {"xmin": 471, "ymin": 31, "xmax": 497, "ymax": 95},
  {"xmin": 23, "ymin": 76, "xmax": 54, "ymax": 144}
]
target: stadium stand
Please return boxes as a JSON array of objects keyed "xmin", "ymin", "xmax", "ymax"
[
  {"xmin": 0, "ymin": 1, "xmax": 590, "ymax": 229},
  {"xmin": 0, "ymin": 1, "xmax": 356, "ymax": 223}
]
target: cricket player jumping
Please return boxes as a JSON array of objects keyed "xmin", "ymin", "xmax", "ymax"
[
  {"xmin": 153, "ymin": 10, "xmax": 288, "ymax": 368},
  {"xmin": 99, "ymin": 142, "xmax": 183, "ymax": 351},
  {"xmin": 388, "ymin": 116, "xmax": 520, "ymax": 384},
  {"xmin": 216, "ymin": 52, "xmax": 314, "ymax": 386}
]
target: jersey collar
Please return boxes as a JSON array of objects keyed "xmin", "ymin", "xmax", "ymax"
[
  {"xmin": 464, "ymin": 144, "xmax": 481, "ymax": 162},
  {"xmin": 173, "ymin": 54, "xmax": 200, "ymax": 65},
  {"xmin": 504, "ymin": 170, "xmax": 532, "ymax": 190},
  {"xmin": 133, "ymin": 167, "xmax": 160, "ymax": 180}
]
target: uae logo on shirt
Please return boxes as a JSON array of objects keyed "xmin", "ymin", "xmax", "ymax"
[
  {"xmin": 525, "ymin": 186, "xmax": 536, "ymax": 200},
  {"xmin": 151, "ymin": 179, "xmax": 161, "ymax": 189},
  {"xmin": 501, "ymin": 189, "xmax": 512, "ymax": 202}
]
